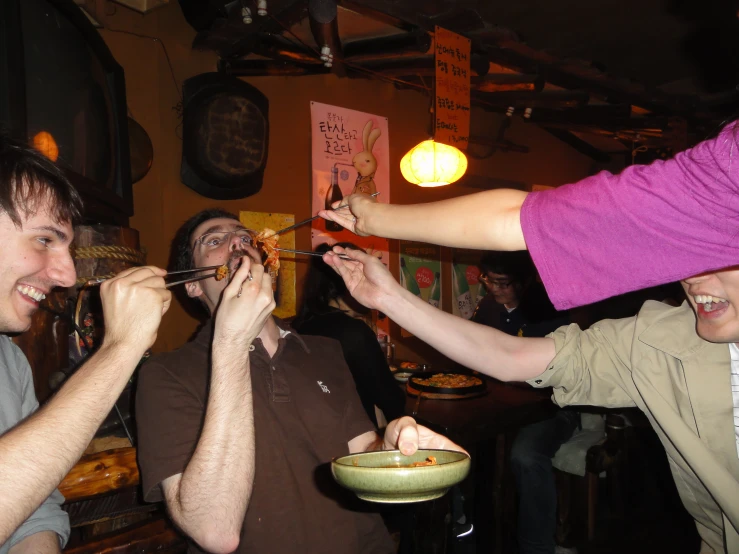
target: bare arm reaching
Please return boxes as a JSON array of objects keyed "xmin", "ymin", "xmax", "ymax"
[
  {"xmin": 323, "ymin": 247, "xmax": 555, "ymax": 381},
  {"xmin": 319, "ymin": 189, "xmax": 528, "ymax": 251},
  {"xmin": 161, "ymin": 259, "xmax": 275, "ymax": 554},
  {"xmin": 0, "ymin": 267, "xmax": 170, "ymax": 545}
]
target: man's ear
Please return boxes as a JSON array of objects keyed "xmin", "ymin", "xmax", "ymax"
[{"xmin": 186, "ymin": 280, "xmax": 203, "ymax": 299}]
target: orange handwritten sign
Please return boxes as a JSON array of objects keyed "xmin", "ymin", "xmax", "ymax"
[{"xmin": 434, "ymin": 26, "xmax": 471, "ymax": 149}]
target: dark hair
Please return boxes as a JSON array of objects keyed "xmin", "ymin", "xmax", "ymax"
[
  {"xmin": 168, "ymin": 208, "xmax": 240, "ymax": 316},
  {"xmin": 478, "ymin": 251, "xmax": 535, "ymax": 287},
  {"xmin": 0, "ymin": 134, "xmax": 83, "ymax": 226},
  {"xmin": 294, "ymin": 241, "xmax": 362, "ymax": 326},
  {"xmin": 169, "ymin": 208, "xmax": 240, "ymax": 273}
]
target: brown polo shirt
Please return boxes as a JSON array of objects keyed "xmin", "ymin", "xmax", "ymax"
[{"xmin": 135, "ymin": 320, "xmax": 394, "ymax": 554}]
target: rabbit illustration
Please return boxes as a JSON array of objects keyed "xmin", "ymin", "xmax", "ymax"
[{"xmin": 351, "ymin": 120, "xmax": 381, "ymax": 195}]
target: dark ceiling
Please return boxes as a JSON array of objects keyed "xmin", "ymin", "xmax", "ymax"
[
  {"xmin": 179, "ymin": 0, "xmax": 739, "ymax": 159},
  {"xmin": 478, "ymin": 0, "xmax": 739, "ymax": 93}
]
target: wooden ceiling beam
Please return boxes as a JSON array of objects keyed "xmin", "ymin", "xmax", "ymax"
[
  {"xmin": 248, "ymin": 33, "xmax": 322, "ymax": 65},
  {"xmin": 348, "ymin": 53, "xmax": 488, "ymax": 77},
  {"xmin": 528, "ymin": 111, "xmax": 669, "ymax": 132},
  {"xmin": 473, "ymin": 74, "xmax": 543, "ymax": 93},
  {"xmin": 341, "ymin": 31, "xmax": 432, "ymax": 62},
  {"xmin": 472, "ymin": 90, "xmax": 590, "ymax": 110},
  {"xmin": 542, "ymin": 128, "xmax": 611, "ymax": 162},
  {"xmin": 479, "ymin": 39, "xmax": 699, "ymax": 115},
  {"xmin": 340, "ymin": 0, "xmax": 485, "ymax": 33},
  {"xmin": 218, "ymin": 59, "xmax": 331, "ymax": 76}
]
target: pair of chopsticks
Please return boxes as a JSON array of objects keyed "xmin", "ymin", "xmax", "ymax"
[
  {"xmin": 85, "ymin": 265, "xmax": 226, "ymax": 289},
  {"xmin": 163, "ymin": 265, "xmax": 226, "ymax": 288},
  {"xmin": 271, "ymin": 191, "xmax": 380, "ymax": 237},
  {"xmin": 275, "ymin": 248, "xmax": 352, "ymax": 260}
]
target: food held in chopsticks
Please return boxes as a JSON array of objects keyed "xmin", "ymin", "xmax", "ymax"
[
  {"xmin": 252, "ymin": 228, "xmax": 280, "ymax": 273},
  {"xmin": 215, "ymin": 264, "xmax": 229, "ymax": 281}
]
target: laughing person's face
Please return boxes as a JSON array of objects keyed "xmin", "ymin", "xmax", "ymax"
[{"xmin": 682, "ymin": 266, "xmax": 739, "ymax": 344}]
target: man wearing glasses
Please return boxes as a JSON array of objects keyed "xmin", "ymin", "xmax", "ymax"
[
  {"xmin": 135, "ymin": 208, "xmax": 463, "ymax": 554},
  {"xmin": 473, "ymin": 251, "xmax": 575, "ymax": 554}
]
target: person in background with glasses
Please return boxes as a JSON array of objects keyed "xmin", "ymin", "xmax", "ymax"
[{"xmin": 474, "ymin": 251, "xmax": 577, "ymax": 554}]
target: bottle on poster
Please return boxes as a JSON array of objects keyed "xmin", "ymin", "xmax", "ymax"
[
  {"xmin": 400, "ymin": 258, "xmax": 422, "ymax": 298},
  {"xmin": 325, "ymin": 166, "xmax": 343, "ymax": 232},
  {"xmin": 428, "ymin": 272, "xmax": 441, "ymax": 308},
  {"xmin": 452, "ymin": 263, "xmax": 474, "ymax": 319}
]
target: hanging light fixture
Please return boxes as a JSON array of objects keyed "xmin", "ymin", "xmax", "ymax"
[
  {"xmin": 32, "ymin": 131, "xmax": 59, "ymax": 162},
  {"xmin": 400, "ymin": 139, "xmax": 468, "ymax": 187}
]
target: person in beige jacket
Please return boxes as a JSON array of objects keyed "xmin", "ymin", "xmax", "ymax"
[{"xmin": 322, "ymin": 245, "xmax": 739, "ymax": 554}]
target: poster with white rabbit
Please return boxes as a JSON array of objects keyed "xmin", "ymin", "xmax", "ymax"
[
  {"xmin": 309, "ymin": 101, "xmax": 390, "ymax": 262},
  {"xmin": 310, "ymin": 102, "xmax": 391, "ymax": 338}
]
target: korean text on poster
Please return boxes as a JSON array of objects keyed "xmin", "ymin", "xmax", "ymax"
[{"xmin": 434, "ymin": 26, "xmax": 471, "ymax": 149}]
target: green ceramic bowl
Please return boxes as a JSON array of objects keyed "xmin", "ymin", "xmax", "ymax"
[{"xmin": 331, "ymin": 449, "xmax": 471, "ymax": 503}]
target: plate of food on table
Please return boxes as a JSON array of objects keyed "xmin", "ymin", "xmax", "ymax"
[{"xmin": 406, "ymin": 372, "xmax": 487, "ymax": 399}]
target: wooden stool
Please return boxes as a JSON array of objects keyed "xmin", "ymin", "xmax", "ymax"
[{"xmin": 554, "ymin": 413, "xmax": 626, "ymax": 545}]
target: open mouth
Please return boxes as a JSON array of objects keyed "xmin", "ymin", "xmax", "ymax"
[
  {"xmin": 692, "ymin": 294, "xmax": 729, "ymax": 317},
  {"xmin": 17, "ymin": 284, "xmax": 46, "ymax": 303},
  {"xmin": 227, "ymin": 249, "xmax": 259, "ymax": 277}
]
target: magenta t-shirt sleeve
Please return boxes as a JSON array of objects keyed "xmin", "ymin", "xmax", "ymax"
[{"xmin": 521, "ymin": 122, "xmax": 739, "ymax": 310}]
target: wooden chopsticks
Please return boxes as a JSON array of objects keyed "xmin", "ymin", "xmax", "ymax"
[{"xmin": 84, "ymin": 265, "xmax": 227, "ymax": 288}]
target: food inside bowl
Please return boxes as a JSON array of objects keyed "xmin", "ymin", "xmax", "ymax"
[
  {"xmin": 411, "ymin": 374, "xmax": 482, "ymax": 388},
  {"xmin": 351, "ymin": 455, "xmax": 438, "ymax": 468},
  {"xmin": 393, "ymin": 371, "xmax": 412, "ymax": 383}
]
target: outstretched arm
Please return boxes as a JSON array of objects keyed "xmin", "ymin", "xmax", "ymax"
[
  {"xmin": 323, "ymin": 247, "xmax": 555, "ymax": 382},
  {"xmin": 320, "ymin": 189, "xmax": 528, "ymax": 251},
  {"xmin": 0, "ymin": 267, "xmax": 170, "ymax": 545}
]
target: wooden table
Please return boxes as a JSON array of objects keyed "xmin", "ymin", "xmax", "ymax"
[
  {"xmin": 403, "ymin": 379, "xmax": 556, "ymax": 553},
  {"xmin": 405, "ymin": 379, "xmax": 555, "ymax": 446}
]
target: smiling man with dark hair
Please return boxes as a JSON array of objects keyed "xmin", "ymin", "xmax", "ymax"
[{"xmin": 0, "ymin": 135, "xmax": 172, "ymax": 554}]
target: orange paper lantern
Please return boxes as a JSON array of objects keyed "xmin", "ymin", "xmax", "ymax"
[{"xmin": 32, "ymin": 131, "xmax": 59, "ymax": 162}]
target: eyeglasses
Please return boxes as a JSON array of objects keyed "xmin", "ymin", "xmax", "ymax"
[
  {"xmin": 479, "ymin": 274, "xmax": 513, "ymax": 289},
  {"xmin": 192, "ymin": 229, "xmax": 256, "ymax": 252}
]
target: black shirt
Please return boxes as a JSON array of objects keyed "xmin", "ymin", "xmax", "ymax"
[{"xmin": 136, "ymin": 319, "xmax": 394, "ymax": 554}]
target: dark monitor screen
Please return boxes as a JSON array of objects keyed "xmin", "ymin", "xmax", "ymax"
[{"xmin": 21, "ymin": 0, "xmax": 114, "ymax": 190}]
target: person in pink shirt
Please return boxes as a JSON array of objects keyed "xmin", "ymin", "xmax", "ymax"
[{"xmin": 320, "ymin": 120, "xmax": 739, "ymax": 310}]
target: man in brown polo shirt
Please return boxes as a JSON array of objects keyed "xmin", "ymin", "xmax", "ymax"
[{"xmin": 136, "ymin": 209, "xmax": 462, "ymax": 554}]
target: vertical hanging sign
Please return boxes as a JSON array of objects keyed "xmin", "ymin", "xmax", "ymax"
[{"xmin": 434, "ymin": 26, "xmax": 471, "ymax": 149}]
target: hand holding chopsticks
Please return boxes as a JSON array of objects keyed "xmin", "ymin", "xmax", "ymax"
[
  {"xmin": 318, "ymin": 192, "xmax": 379, "ymax": 237},
  {"xmin": 272, "ymin": 192, "xmax": 380, "ymax": 237}
]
